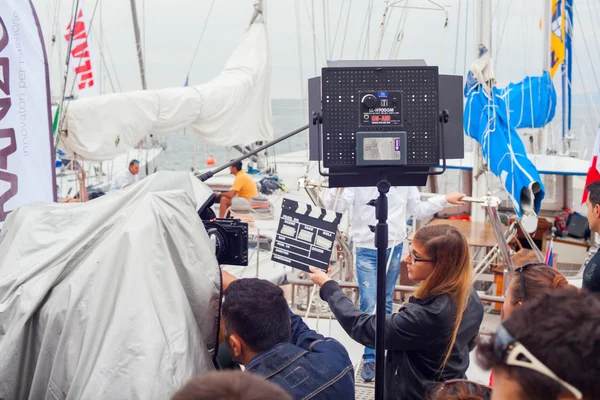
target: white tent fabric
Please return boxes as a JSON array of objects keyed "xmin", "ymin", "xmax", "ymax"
[
  {"xmin": 59, "ymin": 19, "xmax": 273, "ymax": 161},
  {"xmin": 0, "ymin": 171, "xmax": 221, "ymax": 399}
]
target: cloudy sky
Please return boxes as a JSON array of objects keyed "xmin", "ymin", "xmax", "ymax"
[{"xmin": 33, "ymin": 0, "xmax": 600, "ymax": 100}]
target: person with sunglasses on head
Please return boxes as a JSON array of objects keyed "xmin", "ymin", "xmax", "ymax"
[
  {"xmin": 502, "ymin": 262, "xmax": 575, "ymax": 319},
  {"xmin": 583, "ymin": 180, "xmax": 600, "ymax": 293},
  {"xmin": 477, "ymin": 290, "xmax": 600, "ymax": 400},
  {"xmin": 324, "ymin": 187, "xmax": 465, "ymax": 382},
  {"xmin": 487, "ymin": 262, "xmax": 575, "ymax": 387},
  {"xmin": 429, "ymin": 379, "xmax": 492, "ymax": 400},
  {"xmin": 309, "ymin": 224, "xmax": 484, "ymax": 400}
]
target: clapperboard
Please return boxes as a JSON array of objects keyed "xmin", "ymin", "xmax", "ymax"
[{"xmin": 271, "ymin": 199, "xmax": 342, "ymax": 272}]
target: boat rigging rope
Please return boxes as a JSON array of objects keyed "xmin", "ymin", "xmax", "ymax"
[
  {"xmin": 56, "ymin": 0, "xmax": 82, "ymax": 137},
  {"xmin": 354, "ymin": 1, "xmax": 369, "ymax": 59},
  {"xmin": 56, "ymin": 0, "xmax": 100, "ymax": 149},
  {"xmin": 577, "ymin": 1, "xmax": 600, "ymax": 96},
  {"xmin": 322, "ymin": 0, "xmax": 329, "ymax": 60},
  {"xmin": 294, "ymin": 0, "xmax": 305, "ymax": 100},
  {"xmin": 184, "ymin": 0, "xmax": 217, "ymax": 83},
  {"xmin": 311, "ymin": 0, "xmax": 317, "ymax": 75},
  {"xmin": 436, "ymin": 10, "xmax": 449, "ymax": 66},
  {"xmin": 452, "ymin": 0, "xmax": 462, "ymax": 74},
  {"xmin": 302, "ymin": 1, "xmax": 326, "ymax": 66},
  {"xmin": 49, "ymin": 0, "xmax": 65, "ymax": 71},
  {"xmin": 374, "ymin": 3, "xmax": 395, "ymax": 59},
  {"xmin": 573, "ymin": 49, "xmax": 599, "ymax": 135},
  {"xmin": 462, "ymin": 0, "xmax": 469, "ymax": 77},
  {"xmin": 339, "ymin": 0, "xmax": 353, "ymax": 58},
  {"xmin": 328, "ymin": 0, "xmax": 346, "ymax": 59},
  {"xmin": 388, "ymin": 2, "xmax": 408, "ymax": 59},
  {"xmin": 356, "ymin": 0, "xmax": 373, "ymax": 60},
  {"xmin": 97, "ymin": 33, "xmax": 122, "ymax": 92},
  {"xmin": 493, "ymin": 0, "xmax": 514, "ymax": 71}
]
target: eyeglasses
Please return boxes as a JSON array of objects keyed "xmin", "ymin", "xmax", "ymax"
[
  {"xmin": 514, "ymin": 262, "xmax": 549, "ymax": 301},
  {"xmin": 407, "ymin": 242, "xmax": 436, "ymax": 265},
  {"xmin": 494, "ymin": 324, "xmax": 583, "ymax": 399}
]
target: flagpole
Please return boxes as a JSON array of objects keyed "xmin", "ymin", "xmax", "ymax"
[{"xmin": 545, "ymin": 227, "xmax": 556, "ymax": 266}]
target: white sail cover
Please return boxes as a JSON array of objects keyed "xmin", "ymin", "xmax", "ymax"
[
  {"xmin": 0, "ymin": 171, "xmax": 221, "ymax": 399},
  {"xmin": 59, "ymin": 19, "xmax": 273, "ymax": 161}
]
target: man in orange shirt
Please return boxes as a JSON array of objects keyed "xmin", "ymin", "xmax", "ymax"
[{"xmin": 215, "ymin": 161, "xmax": 258, "ymax": 218}]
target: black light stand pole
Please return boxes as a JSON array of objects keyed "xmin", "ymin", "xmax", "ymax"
[
  {"xmin": 196, "ymin": 124, "xmax": 309, "ymax": 182},
  {"xmin": 373, "ymin": 179, "xmax": 391, "ymax": 399}
]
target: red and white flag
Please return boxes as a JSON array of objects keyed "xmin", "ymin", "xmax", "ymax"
[
  {"xmin": 582, "ymin": 124, "xmax": 600, "ymax": 204},
  {"xmin": 64, "ymin": 5, "xmax": 99, "ymax": 98}
]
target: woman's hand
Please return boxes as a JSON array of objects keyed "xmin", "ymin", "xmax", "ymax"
[{"xmin": 309, "ymin": 267, "xmax": 332, "ymax": 287}]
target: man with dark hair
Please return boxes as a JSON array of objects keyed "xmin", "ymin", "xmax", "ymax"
[
  {"xmin": 214, "ymin": 161, "xmax": 258, "ymax": 218},
  {"xmin": 476, "ymin": 290, "xmax": 600, "ymax": 400},
  {"xmin": 110, "ymin": 159, "xmax": 141, "ymax": 191},
  {"xmin": 172, "ymin": 371, "xmax": 292, "ymax": 400},
  {"xmin": 221, "ymin": 271, "xmax": 354, "ymax": 399},
  {"xmin": 584, "ymin": 180, "xmax": 600, "ymax": 292}
]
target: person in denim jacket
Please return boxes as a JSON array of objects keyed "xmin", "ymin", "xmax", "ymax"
[{"xmin": 221, "ymin": 271, "xmax": 354, "ymax": 400}]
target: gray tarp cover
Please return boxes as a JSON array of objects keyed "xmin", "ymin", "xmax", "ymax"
[{"xmin": 0, "ymin": 171, "xmax": 221, "ymax": 399}]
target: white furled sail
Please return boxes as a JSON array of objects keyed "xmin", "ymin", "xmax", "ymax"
[
  {"xmin": 0, "ymin": 0, "xmax": 56, "ymax": 229},
  {"xmin": 59, "ymin": 17, "xmax": 273, "ymax": 161}
]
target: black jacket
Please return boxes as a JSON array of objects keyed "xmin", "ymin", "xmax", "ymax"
[{"xmin": 319, "ymin": 281, "xmax": 484, "ymax": 400}]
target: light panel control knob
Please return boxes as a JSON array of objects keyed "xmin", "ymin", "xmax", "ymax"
[{"xmin": 361, "ymin": 94, "xmax": 378, "ymax": 108}]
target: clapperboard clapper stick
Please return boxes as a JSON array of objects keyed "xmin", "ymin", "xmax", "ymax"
[{"xmin": 272, "ymin": 199, "xmax": 342, "ymax": 272}]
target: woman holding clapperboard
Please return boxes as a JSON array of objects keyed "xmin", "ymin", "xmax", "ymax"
[{"xmin": 309, "ymin": 224, "xmax": 484, "ymax": 400}]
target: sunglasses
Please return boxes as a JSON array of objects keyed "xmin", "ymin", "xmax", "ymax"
[
  {"xmin": 494, "ymin": 324, "xmax": 582, "ymax": 399},
  {"xmin": 514, "ymin": 262, "xmax": 549, "ymax": 301},
  {"xmin": 407, "ymin": 242, "xmax": 436, "ymax": 265}
]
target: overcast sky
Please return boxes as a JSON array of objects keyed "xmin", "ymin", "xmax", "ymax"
[{"xmin": 33, "ymin": 0, "xmax": 600, "ymax": 99}]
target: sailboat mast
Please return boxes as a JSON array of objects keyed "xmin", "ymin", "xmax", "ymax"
[
  {"xmin": 539, "ymin": 0, "xmax": 552, "ymax": 154},
  {"xmin": 250, "ymin": 0, "xmax": 264, "ymax": 24},
  {"xmin": 560, "ymin": 0, "xmax": 568, "ymax": 155},
  {"xmin": 543, "ymin": 0, "xmax": 551, "ymax": 72},
  {"xmin": 129, "ymin": 0, "xmax": 147, "ymax": 90},
  {"xmin": 471, "ymin": 0, "xmax": 492, "ymax": 223}
]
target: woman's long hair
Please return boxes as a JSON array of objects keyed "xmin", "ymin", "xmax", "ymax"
[{"xmin": 413, "ymin": 224, "xmax": 473, "ymax": 370}]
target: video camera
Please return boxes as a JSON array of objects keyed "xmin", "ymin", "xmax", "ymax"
[{"xmin": 198, "ymin": 195, "xmax": 248, "ymax": 266}]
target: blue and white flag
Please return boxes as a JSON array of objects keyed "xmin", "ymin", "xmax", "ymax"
[{"xmin": 464, "ymin": 84, "xmax": 545, "ymax": 216}]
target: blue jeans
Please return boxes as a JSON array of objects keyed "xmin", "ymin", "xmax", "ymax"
[{"xmin": 355, "ymin": 244, "xmax": 403, "ymax": 362}]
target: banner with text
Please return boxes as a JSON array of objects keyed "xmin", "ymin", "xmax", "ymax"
[
  {"xmin": 64, "ymin": 4, "xmax": 99, "ymax": 98},
  {"xmin": 0, "ymin": 0, "xmax": 56, "ymax": 229}
]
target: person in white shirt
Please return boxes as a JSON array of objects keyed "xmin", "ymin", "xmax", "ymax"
[
  {"xmin": 324, "ymin": 186, "xmax": 465, "ymax": 382},
  {"xmin": 111, "ymin": 159, "xmax": 140, "ymax": 191}
]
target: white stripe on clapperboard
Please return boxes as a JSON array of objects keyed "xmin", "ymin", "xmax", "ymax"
[
  {"xmin": 291, "ymin": 202, "xmax": 338, "ymax": 224},
  {"xmin": 273, "ymin": 247, "xmax": 328, "ymax": 267}
]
